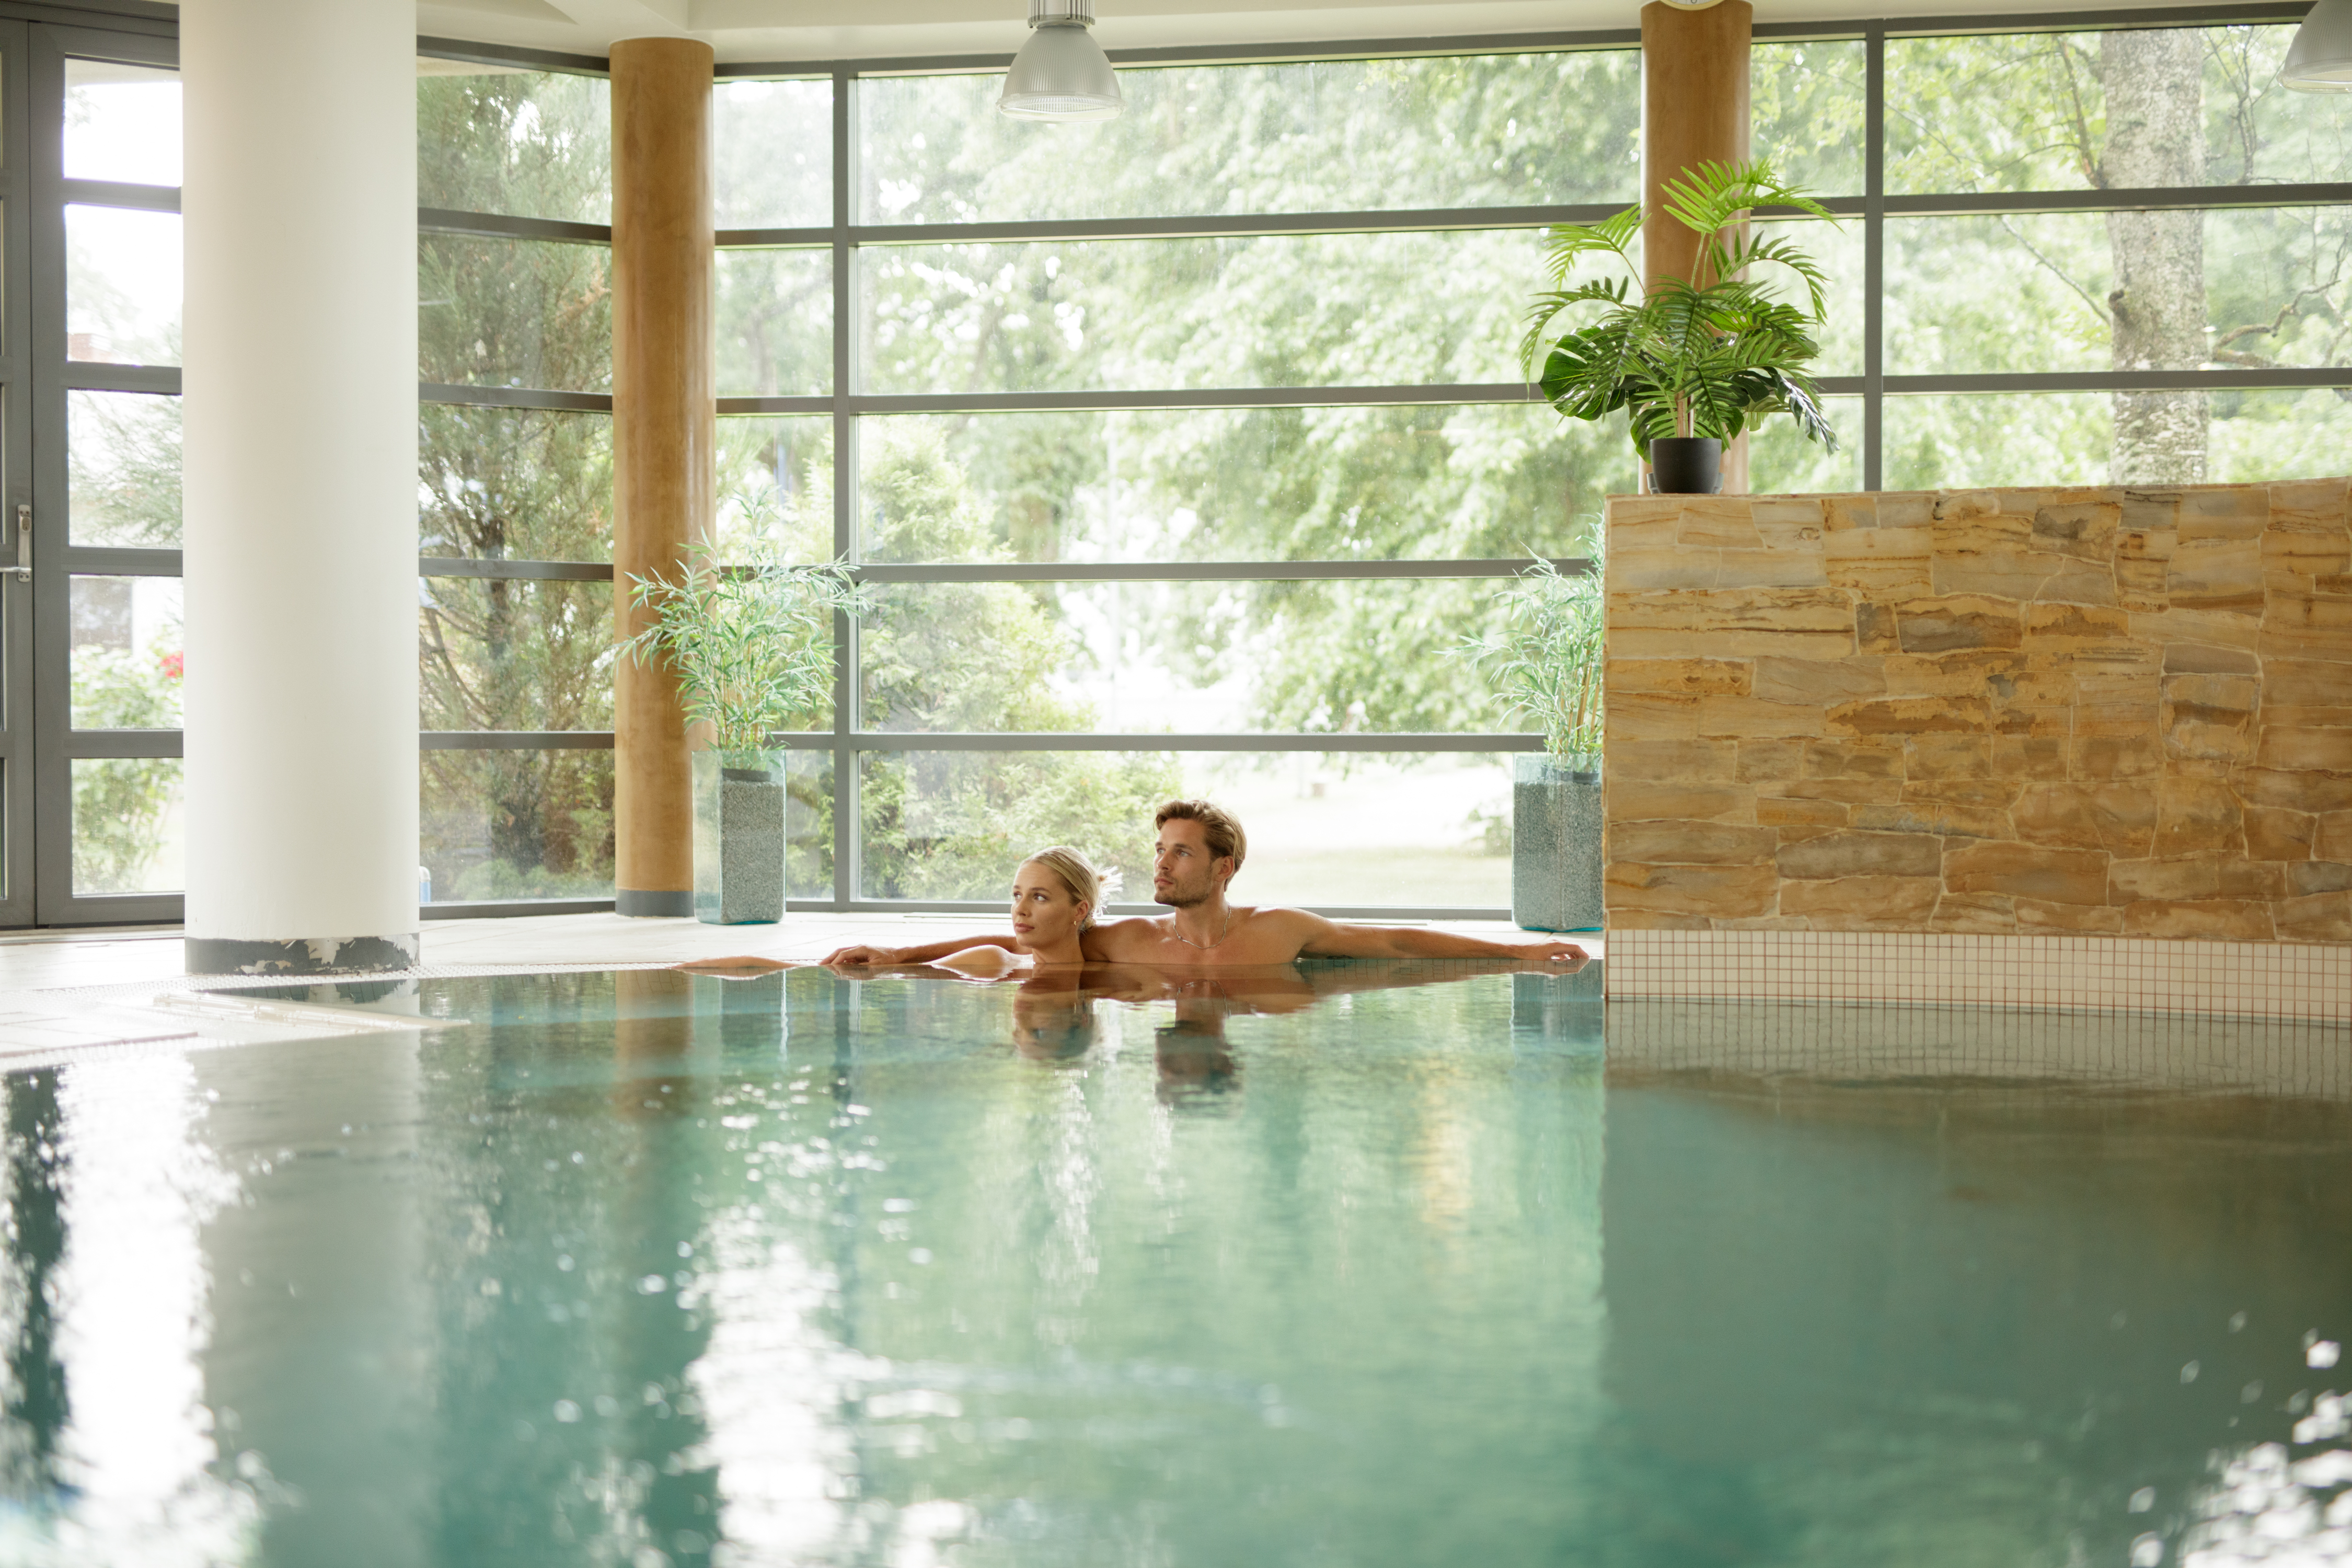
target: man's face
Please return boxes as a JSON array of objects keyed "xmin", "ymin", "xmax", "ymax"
[{"xmin": 1151, "ymin": 818, "xmax": 1229, "ymax": 908}]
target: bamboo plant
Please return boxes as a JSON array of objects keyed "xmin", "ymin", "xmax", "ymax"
[
  {"xmin": 1456, "ymin": 536, "xmax": 1606, "ymax": 764},
  {"xmin": 618, "ymin": 540, "xmax": 862, "ymax": 766},
  {"xmin": 1521, "ymin": 158, "xmax": 1840, "ymax": 460}
]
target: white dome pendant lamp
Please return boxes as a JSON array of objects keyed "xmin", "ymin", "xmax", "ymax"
[
  {"xmin": 2281, "ymin": 0, "xmax": 2352, "ymax": 89},
  {"xmin": 998, "ymin": 0, "xmax": 1123, "ymax": 121}
]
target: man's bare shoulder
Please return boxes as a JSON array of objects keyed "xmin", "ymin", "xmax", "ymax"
[{"xmin": 1082, "ymin": 916, "xmax": 1167, "ymax": 954}]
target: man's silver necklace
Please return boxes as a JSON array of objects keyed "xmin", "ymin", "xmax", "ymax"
[{"xmin": 1168, "ymin": 910, "xmax": 1233, "ymax": 950}]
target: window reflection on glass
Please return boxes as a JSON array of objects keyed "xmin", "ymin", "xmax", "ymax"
[
  {"xmin": 419, "ymin": 235, "xmax": 610, "ymax": 391},
  {"xmin": 717, "ymin": 415, "xmax": 832, "ymax": 561},
  {"xmin": 66, "ymin": 206, "xmax": 180, "ymax": 366},
  {"xmin": 1749, "ymin": 395, "xmax": 1864, "ymax": 494},
  {"xmin": 1886, "ymin": 209, "xmax": 2352, "ymax": 375},
  {"xmin": 853, "ymin": 407, "xmax": 1622, "ymax": 567},
  {"xmin": 420, "ymin": 750, "xmax": 615, "ymax": 903},
  {"xmin": 64, "ymin": 59, "xmax": 181, "ymax": 186},
  {"xmin": 715, "ymin": 78, "xmax": 831, "ymax": 228},
  {"xmin": 420, "ymin": 579, "xmax": 619, "ymax": 733},
  {"xmin": 858, "ymin": 579, "xmax": 1513, "ymax": 735},
  {"xmin": 68, "ymin": 390, "xmax": 180, "ymax": 547},
  {"xmin": 1752, "ymin": 40, "xmax": 1867, "ymax": 197},
  {"xmin": 716, "ymin": 248, "xmax": 831, "ymax": 396},
  {"xmin": 1887, "ymin": 389, "xmax": 2352, "ymax": 490},
  {"xmin": 417, "ymin": 63, "xmax": 610, "ymax": 223},
  {"xmin": 70, "ymin": 576, "xmax": 182, "ymax": 730},
  {"xmin": 861, "ymin": 229, "xmax": 1552, "ymax": 395},
  {"xmin": 1887, "ymin": 25, "xmax": 2352, "ymax": 194},
  {"xmin": 72, "ymin": 757, "xmax": 182, "ymax": 895},
  {"xmin": 419, "ymin": 406, "xmax": 611, "ymax": 561},
  {"xmin": 857, "ymin": 53, "xmax": 1639, "ymax": 225},
  {"xmin": 860, "ymin": 749, "xmax": 1513, "ymax": 906}
]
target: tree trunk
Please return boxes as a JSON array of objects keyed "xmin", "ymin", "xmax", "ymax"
[{"xmin": 2099, "ymin": 29, "xmax": 2209, "ymax": 485}]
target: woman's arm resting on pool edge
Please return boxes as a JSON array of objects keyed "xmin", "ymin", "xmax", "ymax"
[
  {"xmin": 1294, "ymin": 917, "xmax": 1586, "ymax": 964},
  {"xmin": 823, "ymin": 935, "xmax": 1020, "ymax": 966}
]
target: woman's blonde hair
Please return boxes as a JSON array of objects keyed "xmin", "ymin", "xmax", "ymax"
[{"xmin": 1022, "ymin": 846, "xmax": 1103, "ymax": 930}]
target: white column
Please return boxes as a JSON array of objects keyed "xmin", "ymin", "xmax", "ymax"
[{"xmin": 181, "ymin": 0, "xmax": 419, "ymax": 974}]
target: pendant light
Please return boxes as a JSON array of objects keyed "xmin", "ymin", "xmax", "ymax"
[
  {"xmin": 2281, "ymin": 0, "xmax": 2352, "ymax": 89},
  {"xmin": 998, "ymin": 0, "xmax": 1122, "ymax": 121}
]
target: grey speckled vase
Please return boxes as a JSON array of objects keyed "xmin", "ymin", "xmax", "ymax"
[
  {"xmin": 1512, "ymin": 753, "xmax": 1603, "ymax": 932},
  {"xmin": 694, "ymin": 750, "xmax": 788, "ymax": 924}
]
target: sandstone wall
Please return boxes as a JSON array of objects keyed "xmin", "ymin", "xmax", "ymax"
[{"xmin": 1602, "ymin": 479, "xmax": 2352, "ymax": 941}]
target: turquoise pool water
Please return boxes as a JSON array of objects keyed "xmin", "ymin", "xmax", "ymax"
[{"xmin": 1, "ymin": 963, "xmax": 2347, "ymax": 1567}]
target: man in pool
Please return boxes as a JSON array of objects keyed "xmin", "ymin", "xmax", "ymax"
[{"xmin": 821, "ymin": 798, "xmax": 1589, "ymax": 971}]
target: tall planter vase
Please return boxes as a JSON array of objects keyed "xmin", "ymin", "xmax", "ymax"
[
  {"xmin": 693, "ymin": 750, "xmax": 788, "ymax": 925},
  {"xmin": 1513, "ymin": 753, "xmax": 1603, "ymax": 932}
]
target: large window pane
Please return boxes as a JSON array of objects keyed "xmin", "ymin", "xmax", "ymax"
[
  {"xmin": 714, "ymin": 78, "xmax": 831, "ymax": 227},
  {"xmin": 1886, "ymin": 208, "xmax": 2352, "ymax": 374},
  {"xmin": 418, "ymin": 64, "xmax": 610, "ymax": 223},
  {"xmin": 718, "ymin": 414, "xmax": 833, "ymax": 560},
  {"xmin": 1887, "ymin": 25, "xmax": 2352, "ymax": 194},
  {"xmin": 69, "ymin": 390, "xmax": 180, "ymax": 547},
  {"xmin": 419, "ymin": 406, "xmax": 612, "ymax": 562},
  {"xmin": 1749, "ymin": 395, "xmax": 1863, "ymax": 494},
  {"xmin": 1753, "ymin": 217, "xmax": 1864, "ymax": 376},
  {"xmin": 65, "ymin": 59, "xmax": 180, "ymax": 185},
  {"xmin": 73, "ymin": 757, "xmax": 182, "ymax": 896},
  {"xmin": 858, "ymin": 53, "xmax": 1639, "ymax": 227},
  {"xmin": 1889, "ymin": 389, "xmax": 2352, "ymax": 489},
  {"xmin": 2207, "ymin": 387, "xmax": 2352, "ymax": 482},
  {"xmin": 854, "ymin": 405, "xmax": 1624, "ymax": 565},
  {"xmin": 861, "ymin": 750, "xmax": 1512, "ymax": 907},
  {"xmin": 422, "ymin": 750, "xmax": 614, "ymax": 902},
  {"xmin": 862, "ymin": 229, "xmax": 1550, "ymax": 394},
  {"xmin": 420, "ymin": 235, "xmax": 611, "ymax": 391},
  {"xmin": 71, "ymin": 577, "xmax": 181, "ymax": 730},
  {"xmin": 420, "ymin": 578, "xmax": 618, "ymax": 732},
  {"xmin": 67, "ymin": 206, "xmax": 179, "ymax": 365},
  {"xmin": 715, "ymin": 248, "xmax": 832, "ymax": 396},
  {"xmin": 859, "ymin": 579, "xmax": 1513, "ymax": 735},
  {"xmin": 1752, "ymin": 40, "xmax": 1866, "ymax": 197}
]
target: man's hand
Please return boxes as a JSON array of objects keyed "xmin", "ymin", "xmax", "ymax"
[
  {"xmin": 1518, "ymin": 940, "xmax": 1588, "ymax": 965},
  {"xmin": 822, "ymin": 943, "xmax": 904, "ymax": 967}
]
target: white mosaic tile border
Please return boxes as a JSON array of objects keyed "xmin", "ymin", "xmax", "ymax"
[{"xmin": 1606, "ymin": 930, "xmax": 2352, "ymax": 1023}]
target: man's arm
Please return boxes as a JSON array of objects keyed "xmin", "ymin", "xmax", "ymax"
[
  {"xmin": 822, "ymin": 934, "xmax": 1018, "ymax": 966},
  {"xmin": 1293, "ymin": 915, "xmax": 1587, "ymax": 964}
]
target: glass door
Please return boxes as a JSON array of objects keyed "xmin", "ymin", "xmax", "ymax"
[
  {"xmin": 30, "ymin": 22, "xmax": 181, "ymax": 927},
  {"xmin": 0, "ymin": 22, "xmax": 31, "ymax": 926}
]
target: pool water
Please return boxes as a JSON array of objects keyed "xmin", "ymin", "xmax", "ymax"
[{"xmin": 2, "ymin": 962, "xmax": 2347, "ymax": 1568}]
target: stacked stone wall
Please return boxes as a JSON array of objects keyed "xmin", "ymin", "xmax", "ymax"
[{"xmin": 1602, "ymin": 479, "xmax": 2352, "ymax": 941}]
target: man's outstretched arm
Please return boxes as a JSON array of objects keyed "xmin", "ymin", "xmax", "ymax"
[
  {"xmin": 822, "ymin": 935, "xmax": 1018, "ymax": 966},
  {"xmin": 1293, "ymin": 915, "xmax": 1586, "ymax": 964}
]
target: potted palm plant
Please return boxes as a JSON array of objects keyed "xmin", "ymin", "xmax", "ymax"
[
  {"xmin": 620, "ymin": 541, "xmax": 860, "ymax": 924},
  {"xmin": 1523, "ymin": 159, "xmax": 1839, "ymax": 493},
  {"xmin": 1457, "ymin": 542, "xmax": 1605, "ymax": 932}
]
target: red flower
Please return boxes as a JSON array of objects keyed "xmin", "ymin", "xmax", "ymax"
[{"xmin": 160, "ymin": 651, "xmax": 184, "ymax": 680}]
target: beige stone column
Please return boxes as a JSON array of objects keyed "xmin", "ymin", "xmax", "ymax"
[
  {"xmin": 612, "ymin": 39, "xmax": 716, "ymax": 916},
  {"xmin": 1641, "ymin": 0, "xmax": 1753, "ymax": 494}
]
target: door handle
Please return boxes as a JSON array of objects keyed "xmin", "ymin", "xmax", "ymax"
[{"xmin": 4, "ymin": 504, "xmax": 26, "ymax": 581}]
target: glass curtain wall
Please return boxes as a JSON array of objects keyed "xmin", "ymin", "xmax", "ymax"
[{"xmin": 418, "ymin": 9, "xmax": 2350, "ymax": 919}]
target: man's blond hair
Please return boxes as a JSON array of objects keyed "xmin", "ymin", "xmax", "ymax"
[{"xmin": 1154, "ymin": 799, "xmax": 1246, "ymax": 878}]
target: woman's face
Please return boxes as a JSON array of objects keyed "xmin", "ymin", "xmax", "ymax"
[{"xmin": 1011, "ymin": 861, "xmax": 1088, "ymax": 951}]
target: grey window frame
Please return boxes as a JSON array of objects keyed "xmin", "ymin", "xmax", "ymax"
[{"xmin": 419, "ymin": 0, "xmax": 2346, "ymax": 923}]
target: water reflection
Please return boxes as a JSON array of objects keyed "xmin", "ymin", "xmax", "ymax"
[{"xmin": 0, "ymin": 969, "xmax": 2341, "ymax": 1566}]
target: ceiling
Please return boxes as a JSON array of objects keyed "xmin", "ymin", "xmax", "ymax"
[{"xmin": 410, "ymin": 0, "xmax": 2251, "ymax": 66}]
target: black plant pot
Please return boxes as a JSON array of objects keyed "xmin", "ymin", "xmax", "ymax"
[{"xmin": 1648, "ymin": 436, "xmax": 1723, "ymax": 494}]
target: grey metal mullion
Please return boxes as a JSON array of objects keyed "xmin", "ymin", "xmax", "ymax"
[
  {"xmin": 835, "ymin": 203, "xmax": 1632, "ymax": 248},
  {"xmin": 416, "ymin": 34, "xmax": 608, "ymax": 76},
  {"xmin": 424, "ymin": 897, "xmax": 616, "ymax": 919},
  {"xmin": 419, "ymin": 382, "xmax": 613, "ymax": 412},
  {"xmin": 716, "ymin": 227, "xmax": 831, "ymax": 249},
  {"xmin": 0, "ymin": 5, "xmax": 173, "ymax": 40},
  {"xmin": 850, "ymin": 383, "xmax": 1546, "ymax": 414},
  {"xmin": 420, "ymin": 206, "xmax": 612, "ymax": 246},
  {"xmin": 64, "ymin": 729, "xmax": 181, "ymax": 759},
  {"xmin": 61, "ymin": 544, "xmax": 179, "ymax": 576},
  {"xmin": 1883, "ymin": 183, "xmax": 2352, "ymax": 217},
  {"xmin": 1885, "ymin": 368, "xmax": 2352, "ymax": 394},
  {"xmin": 0, "ymin": 16, "xmax": 28, "ymax": 926},
  {"xmin": 831, "ymin": 65, "xmax": 858, "ymax": 912},
  {"xmin": 781, "ymin": 732, "xmax": 1546, "ymax": 753},
  {"xmin": 1872, "ymin": 2, "xmax": 2308, "ymax": 39},
  {"xmin": 420, "ymin": 731, "xmax": 614, "ymax": 750},
  {"xmin": 418, "ymin": 557, "xmax": 614, "ymax": 581},
  {"xmin": 62, "ymin": 176, "xmax": 174, "ymax": 212},
  {"xmin": 65, "ymin": 362, "xmax": 177, "ymax": 394},
  {"xmin": 1864, "ymin": 27, "xmax": 1885, "ymax": 492},
  {"xmin": 855, "ymin": 556, "xmax": 1590, "ymax": 584},
  {"xmin": 721, "ymin": 27, "xmax": 1647, "ymax": 78},
  {"xmin": 718, "ymin": 395, "xmax": 832, "ymax": 416}
]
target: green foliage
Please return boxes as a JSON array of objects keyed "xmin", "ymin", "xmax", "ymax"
[
  {"xmin": 1524, "ymin": 159, "xmax": 1841, "ymax": 458},
  {"xmin": 71, "ymin": 642, "xmax": 181, "ymax": 894},
  {"xmin": 1453, "ymin": 539, "xmax": 1606, "ymax": 761},
  {"xmin": 68, "ymin": 392, "xmax": 181, "ymax": 548},
  {"xmin": 621, "ymin": 543, "xmax": 860, "ymax": 760}
]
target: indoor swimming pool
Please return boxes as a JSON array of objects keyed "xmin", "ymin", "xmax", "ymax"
[{"xmin": 1, "ymin": 962, "xmax": 2346, "ymax": 1567}]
